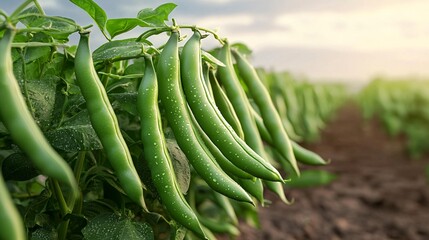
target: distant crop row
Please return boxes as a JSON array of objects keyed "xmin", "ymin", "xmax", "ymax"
[{"xmin": 358, "ymin": 77, "xmax": 429, "ymax": 158}]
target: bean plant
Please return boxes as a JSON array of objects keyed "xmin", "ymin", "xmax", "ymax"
[
  {"xmin": 0, "ymin": 1, "xmax": 346, "ymax": 239},
  {"xmin": 358, "ymin": 77, "xmax": 429, "ymax": 158}
]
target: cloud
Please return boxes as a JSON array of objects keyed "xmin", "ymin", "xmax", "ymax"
[
  {"xmin": 251, "ymin": 46, "xmax": 429, "ymax": 84},
  {"xmin": 178, "ymin": 14, "xmax": 254, "ymax": 30},
  {"xmin": 38, "ymin": 0, "xmax": 61, "ymax": 10},
  {"xmin": 270, "ymin": 0, "xmax": 429, "ymax": 51},
  {"xmin": 3, "ymin": 0, "xmax": 428, "ymax": 81},
  {"xmin": 197, "ymin": 0, "xmax": 241, "ymax": 4},
  {"xmin": 145, "ymin": 0, "xmax": 428, "ymax": 55}
]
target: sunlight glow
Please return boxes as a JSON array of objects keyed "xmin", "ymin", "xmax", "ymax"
[
  {"xmin": 269, "ymin": 1, "xmax": 429, "ymax": 51},
  {"xmin": 180, "ymin": 14, "xmax": 254, "ymax": 30}
]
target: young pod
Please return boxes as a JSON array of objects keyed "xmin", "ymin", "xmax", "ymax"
[
  {"xmin": 232, "ymin": 49, "xmax": 300, "ymax": 175},
  {"xmin": 0, "ymin": 28, "xmax": 78, "ymax": 200},
  {"xmin": 157, "ymin": 30, "xmax": 253, "ymax": 204},
  {"xmin": 181, "ymin": 31, "xmax": 283, "ymax": 182},
  {"xmin": 74, "ymin": 32, "xmax": 146, "ymax": 209},
  {"xmin": 137, "ymin": 54, "xmax": 207, "ymax": 239}
]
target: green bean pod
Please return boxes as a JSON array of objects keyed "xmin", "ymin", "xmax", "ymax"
[
  {"xmin": 252, "ymin": 109, "xmax": 327, "ymax": 166},
  {"xmin": 212, "ymin": 191, "xmax": 239, "ymax": 225},
  {"xmin": 232, "ymin": 50, "xmax": 300, "ymax": 175},
  {"xmin": 291, "ymin": 141, "xmax": 328, "ymax": 165},
  {"xmin": 199, "ymin": 216, "xmax": 240, "ymax": 236},
  {"xmin": 74, "ymin": 32, "xmax": 145, "ymax": 209},
  {"xmin": 271, "ymin": 92, "xmax": 302, "ymax": 141},
  {"xmin": 189, "ymin": 112, "xmax": 254, "ymax": 180},
  {"xmin": 215, "ymin": 43, "xmax": 262, "ymax": 149},
  {"xmin": 181, "ymin": 31, "xmax": 282, "ymax": 182},
  {"xmin": 194, "ymin": 67, "xmax": 252, "ymax": 179},
  {"xmin": 0, "ymin": 163, "xmax": 26, "ymax": 240},
  {"xmin": 251, "ymin": 106, "xmax": 273, "ymax": 144},
  {"xmin": 188, "ymin": 188, "xmax": 239, "ymax": 237},
  {"xmin": 214, "ymin": 42, "xmax": 290, "ymax": 202},
  {"xmin": 157, "ymin": 31, "xmax": 253, "ymax": 204},
  {"xmin": 137, "ymin": 55, "xmax": 206, "ymax": 239},
  {"xmin": 235, "ymin": 177, "xmax": 264, "ymax": 204},
  {"xmin": 0, "ymin": 28, "xmax": 78, "ymax": 200},
  {"xmin": 208, "ymin": 70, "xmax": 245, "ymax": 139},
  {"xmin": 202, "ymin": 62, "xmax": 214, "ymax": 97}
]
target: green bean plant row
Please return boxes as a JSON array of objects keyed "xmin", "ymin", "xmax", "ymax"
[
  {"xmin": 255, "ymin": 70, "xmax": 348, "ymax": 143},
  {"xmin": 0, "ymin": 1, "xmax": 347, "ymax": 239},
  {"xmin": 358, "ymin": 77, "xmax": 429, "ymax": 158}
]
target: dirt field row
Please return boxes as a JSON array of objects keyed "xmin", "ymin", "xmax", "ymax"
[{"xmin": 235, "ymin": 104, "xmax": 429, "ymax": 240}]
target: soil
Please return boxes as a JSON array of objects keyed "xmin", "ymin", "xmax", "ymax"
[{"xmin": 227, "ymin": 103, "xmax": 429, "ymax": 240}]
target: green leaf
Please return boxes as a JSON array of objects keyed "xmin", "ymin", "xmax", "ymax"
[
  {"xmin": 42, "ymin": 52, "xmax": 71, "ymax": 77},
  {"xmin": 81, "ymin": 213, "xmax": 154, "ymax": 240},
  {"xmin": 92, "ymin": 39, "xmax": 144, "ymax": 62},
  {"xmin": 124, "ymin": 59, "xmax": 145, "ymax": 76},
  {"xmin": 81, "ymin": 201, "xmax": 115, "ymax": 220},
  {"xmin": 24, "ymin": 190, "xmax": 52, "ymax": 228},
  {"xmin": 45, "ymin": 110, "xmax": 102, "ymax": 152},
  {"xmin": 137, "ymin": 3, "xmax": 177, "ymax": 27},
  {"xmin": 24, "ymin": 45, "xmax": 51, "ymax": 64},
  {"xmin": 26, "ymin": 77, "xmax": 58, "ymax": 129},
  {"xmin": 2, "ymin": 152, "xmax": 39, "ymax": 181},
  {"xmin": 109, "ymin": 92, "xmax": 138, "ymax": 116},
  {"xmin": 166, "ymin": 139, "xmax": 191, "ymax": 195},
  {"xmin": 82, "ymin": 178, "xmax": 105, "ymax": 202},
  {"xmin": 18, "ymin": 6, "xmax": 42, "ymax": 26},
  {"xmin": 33, "ymin": 16, "xmax": 79, "ymax": 40},
  {"xmin": 64, "ymin": 213, "xmax": 88, "ymax": 237},
  {"xmin": 106, "ymin": 18, "xmax": 150, "ymax": 39},
  {"xmin": 121, "ymin": 220, "xmax": 154, "ymax": 240},
  {"xmin": 31, "ymin": 228, "xmax": 57, "ymax": 240},
  {"xmin": 19, "ymin": 7, "xmax": 79, "ymax": 40},
  {"xmin": 104, "ymin": 175, "xmax": 127, "ymax": 196},
  {"xmin": 69, "ymin": 0, "xmax": 109, "ymax": 39}
]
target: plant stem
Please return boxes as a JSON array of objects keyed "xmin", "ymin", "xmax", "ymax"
[
  {"xmin": 53, "ymin": 180, "xmax": 71, "ymax": 215},
  {"xmin": 12, "ymin": 42, "xmax": 69, "ymax": 48},
  {"xmin": 101, "ymin": 63, "xmax": 113, "ymax": 87},
  {"xmin": 57, "ymin": 220, "xmax": 70, "ymax": 240},
  {"xmin": 72, "ymin": 152, "xmax": 86, "ymax": 215},
  {"xmin": 74, "ymin": 151, "xmax": 86, "ymax": 184},
  {"xmin": 136, "ymin": 25, "xmax": 225, "ymax": 46},
  {"xmin": 102, "ymin": 54, "xmax": 147, "ymax": 64},
  {"xmin": 99, "ymin": 72, "xmax": 144, "ymax": 80},
  {"xmin": 10, "ymin": 0, "xmax": 34, "ymax": 20},
  {"xmin": 52, "ymin": 179, "xmax": 71, "ymax": 240},
  {"xmin": 136, "ymin": 26, "xmax": 172, "ymax": 42},
  {"xmin": 32, "ymin": 0, "xmax": 45, "ymax": 15},
  {"xmin": 54, "ymin": 152, "xmax": 86, "ymax": 240},
  {"xmin": 179, "ymin": 25, "xmax": 225, "ymax": 45}
]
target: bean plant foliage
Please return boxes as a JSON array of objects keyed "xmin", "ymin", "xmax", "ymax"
[
  {"xmin": 358, "ymin": 77, "xmax": 429, "ymax": 158},
  {"xmin": 0, "ymin": 1, "xmax": 345, "ymax": 240}
]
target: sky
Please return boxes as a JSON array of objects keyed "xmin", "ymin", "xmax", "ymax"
[{"xmin": 2, "ymin": 0, "xmax": 429, "ymax": 86}]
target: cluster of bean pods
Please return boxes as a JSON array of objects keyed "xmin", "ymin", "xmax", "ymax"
[
  {"xmin": 0, "ymin": 19, "xmax": 335, "ymax": 238},
  {"xmin": 135, "ymin": 29, "xmax": 331, "ymax": 239}
]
